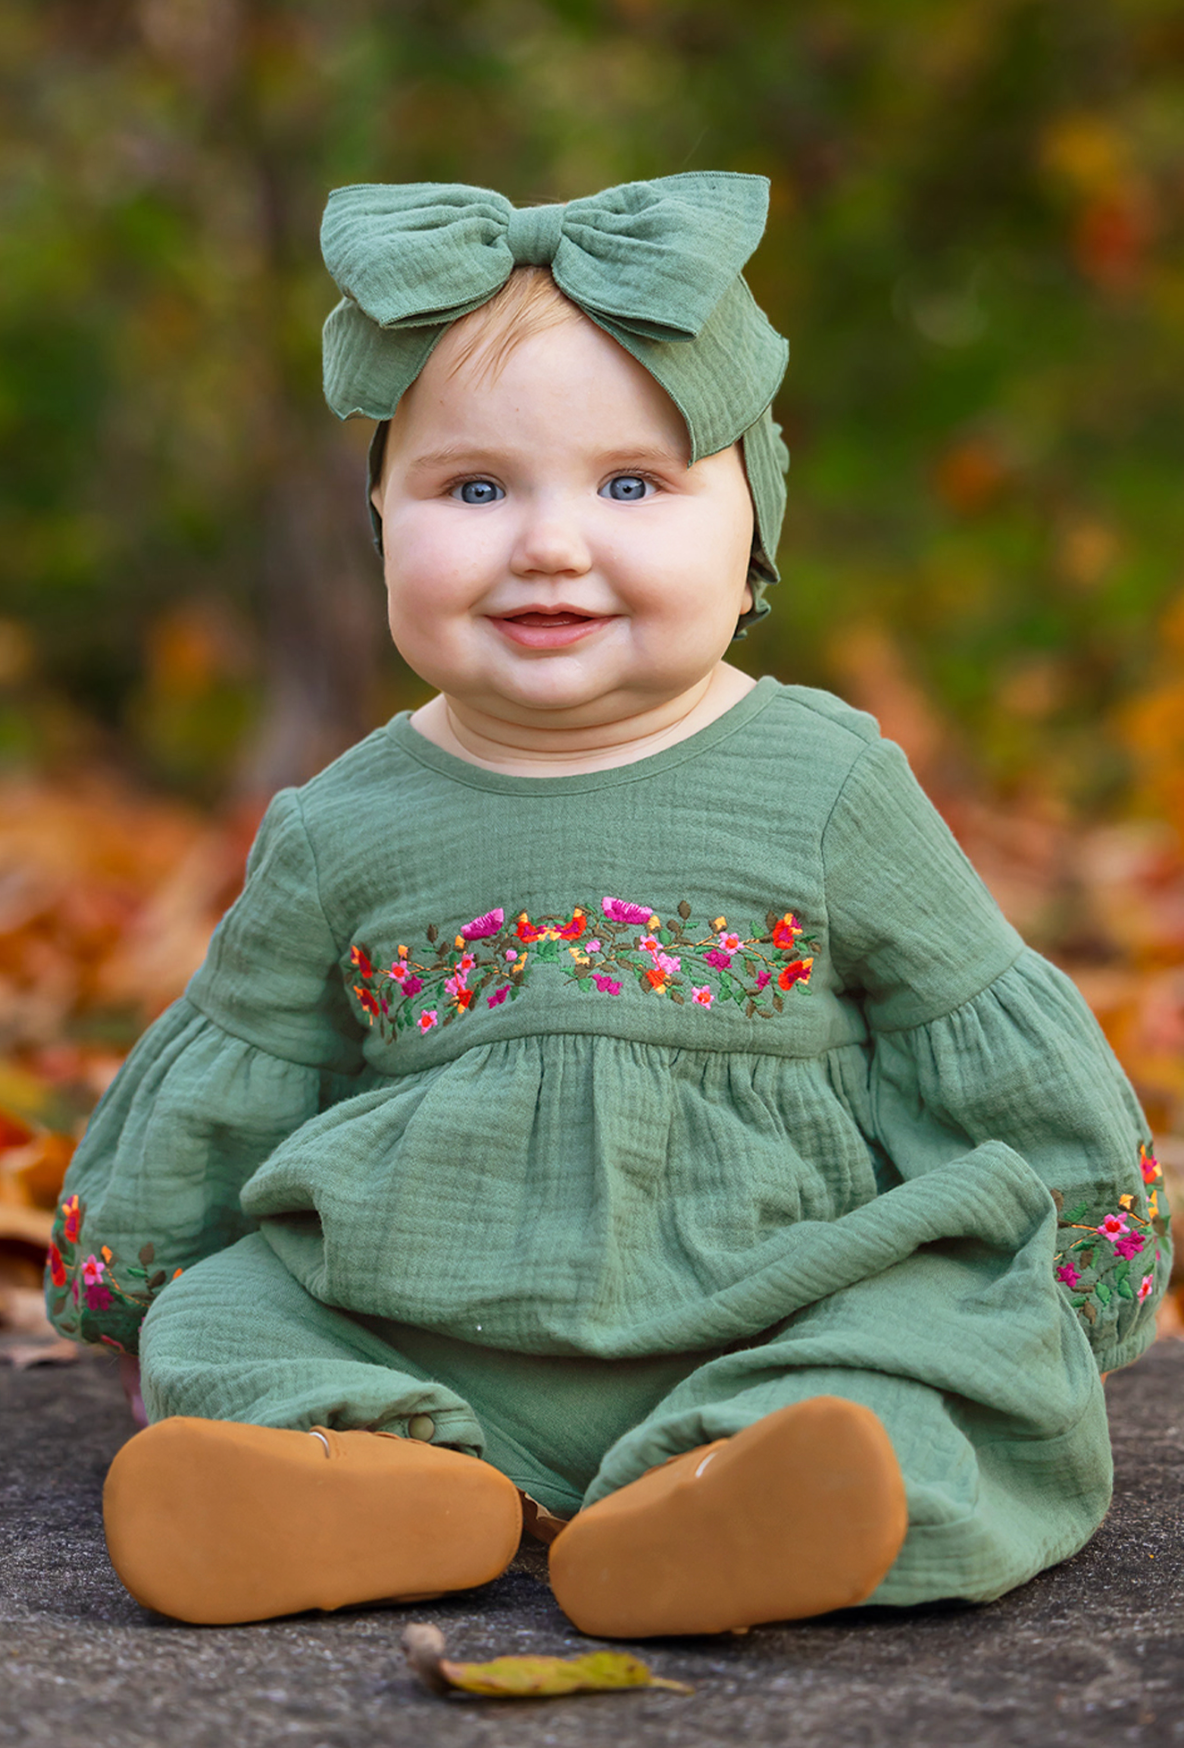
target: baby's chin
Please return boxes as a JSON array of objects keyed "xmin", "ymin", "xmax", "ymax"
[{"xmin": 444, "ymin": 670, "xmax": 718, "ymax": 750}]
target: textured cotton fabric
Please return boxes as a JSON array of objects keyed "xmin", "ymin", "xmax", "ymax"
[{"xmin": 47, "ymin": 680, "xmax": 1170, "ymax": 1602}]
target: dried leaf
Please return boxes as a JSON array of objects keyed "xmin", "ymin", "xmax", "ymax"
[{"xmin": 401, "ymin": 1623, "xmax": 692, "ymax": 1700}]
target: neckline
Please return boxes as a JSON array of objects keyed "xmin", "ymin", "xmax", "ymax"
[{"xmin": 385, "ymin": 674, "xmax": 782, "ymax": 795}]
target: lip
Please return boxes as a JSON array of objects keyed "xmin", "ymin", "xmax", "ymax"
[{"xmin": 489, "ymin": 610, "xmax": 614, "ymax": 650}]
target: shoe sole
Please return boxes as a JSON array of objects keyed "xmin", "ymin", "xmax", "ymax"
[
  {"xmin": 549, "ymin": 1397, "xmax": 908, "ymax": 1637},
  {"xmin": 103, "ymin": 1417, "xmax": 522, "ymax": 1624}
]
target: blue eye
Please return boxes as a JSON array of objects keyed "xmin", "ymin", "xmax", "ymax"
[
  {"xmin": 453, "ymin": 479, "xmax": 503, "ymax": 505},
  {"xmin": 601, "ymin": 475, "xmax": 651, "ymax": 502}
]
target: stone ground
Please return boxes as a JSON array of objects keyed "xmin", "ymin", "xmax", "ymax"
[{"xmin": 2, "ymin": 1343, "xmax": 1182, "ymax": 1748}]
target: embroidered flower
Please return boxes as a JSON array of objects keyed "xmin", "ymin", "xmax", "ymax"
[
  {"xmin": 351, "ymin": 895, "xmax": 819, "ymax": 1039},
  {"xmin": 461, "ymin": 908, "xmax": 505, "ymax": 940},
  {"xmin": 47, "ymin": 1242, "xmax": 66, "ymax": 1288},
  {"xmin": 1138, "ymin": 1274, "xmax": 1155, "ymax": 1301},
  {"xmin": 1056, "ymin": 1262, "xmax": 1080, "ymax": 1288},
  {"xmin": 1113, "ymin": 1231, "xmax": 1146, "ymax": 1261},
  {"xmin": 61, "ymin": 1195, "xmax": 81, "ymax": 1245},
  {"xmin": 82, "ymin": 1254, "xmax": 105, "ymax": 1288},
  {"xmin": 1097, "ymin": 1212, "xmax": 1129, "ymax": 1242},
  {"xmin": 772, "ymin": 912, "xmax": 802, "ymax": 950},
  {"xmin": 1140, "ymin": 1144, "xmax": 1161, "ymax": 1184},
  {"xmin": 602, "ymin": 897, "xmax": 654, "ymax": 925},
  {"xmin": 85, "ymin": 1283, "xmax": 113, "ymax": 1311}
]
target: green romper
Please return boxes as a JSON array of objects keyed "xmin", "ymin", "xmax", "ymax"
[{"xmin": 47, "ymin": 679, "xmax": 1170, "ymax": 1607}]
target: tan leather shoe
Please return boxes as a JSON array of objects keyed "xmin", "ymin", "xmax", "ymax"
[
  {"xmin": 549, "ymin": 1397, "xmax": 907, "ymax": 1637},
  {"xmin": 103, "ymin": 1417, "xmax": 522, "ymax": 1624}
]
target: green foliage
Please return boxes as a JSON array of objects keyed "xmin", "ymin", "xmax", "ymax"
[{"xmin": 0, "ymin": 0, "xmax": 1181, "ymax": 805}]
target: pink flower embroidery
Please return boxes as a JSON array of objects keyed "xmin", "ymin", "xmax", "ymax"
[
  {"xmin": 402, "ymin": 975, "xmax": 423, "ymax": 998},
  {"xmin": 717, "ymin": 931, "xmax": 743, "ymax": 954},
  {"xmin": 586, "ymin": 938, "xmax": 601, "ymax": 954},
  {"xmin": 386, "ymin": 961, "xmax": 408, "ymax": 983},
  {"xmin": 461, "ymin": 908, "xmax": 504, "ymax": 940},
  {"xmin": 418, "ymin": 1010, "xmax": 438, "ymax": 1032},
  {"xmin": 1097, "ymin": 1213, "xmax": 1129, "ymax": 1242},
  {"xmin": 82, "ymin": 1254, "xmax": 105, "ymax": 1288},
  {"xmin": 703, "ymin": 949, "xmax": 732, "ymax": 971},
  {"xmin": 602, "ymin": 897, "xmax": 654, "ymax": 925},
  {"xmin": 445, "ymin": 972, "xmax": 469, "ymax": 998},
  {"xmin": 756, "ymin": 970, "xmax": 771, "ymax": 990},
  {"xmin": 1137, "ymin": 1274, "xmax": 1155, "ymax": 1301},
  {"xmin": 592, "ymin": 974, "xmax": 622, "ymax": 994},
  {"xmin": 691, "ymin": 985, "xmax": 712, "ymax": 1007},
  {"xmin": 85, "ymin": 1284, "xmax": 113, "ymax": 1311},
  {"xmin": 487, "ymin": 986, "xmax": 510, "ymax": 1008},
  {"xmin": 1056, "ymin": 1263, "xmax": 1080, "ymax": 1289},
  {"xmin": 456, "ymin": 952, "xmax": 476, "ymax": 974},
  {"xmin": 1113, "ymin": 1231, "xmax": 1145, "ymax": 1261}
]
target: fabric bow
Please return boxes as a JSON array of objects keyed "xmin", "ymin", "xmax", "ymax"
[
  {"xmin": 320, "ymin": 172, "xmax": 788, "ymax": 462},
  {"xmin": 322, "ymin": 172, "xmax": 769, "ymax": 342}
]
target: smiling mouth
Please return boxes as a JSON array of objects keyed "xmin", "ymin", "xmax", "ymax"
[{"xmin": 492, "ymin": 609, "xmax": 611, "ymax": 649}]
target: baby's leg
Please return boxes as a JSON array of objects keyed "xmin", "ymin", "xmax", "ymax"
[
  {"xmin": 551, "ymin": 1244, "xmax": 1111, "ymax": 1636},
  {"xmin": 106, "ymin": 1234, "xmax": 520, "ymax": 1623}
]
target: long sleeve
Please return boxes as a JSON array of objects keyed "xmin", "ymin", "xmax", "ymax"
[
  {"xmin": 822, "ymin": 737, "xmax": 1171, "ymax": 1372},
  {"xmin": 45, "ymin": 788, "xmax": 369, "ymax": 1353}
]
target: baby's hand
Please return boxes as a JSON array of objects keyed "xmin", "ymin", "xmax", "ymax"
[{"xmin": 120, "ymin": 1354, "xmax": 148, "ymax": 1429}]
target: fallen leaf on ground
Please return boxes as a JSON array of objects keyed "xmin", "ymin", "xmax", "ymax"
[{"xmin": 400, "ymin": 1622, "xmax": 692, "ymax": 1699}]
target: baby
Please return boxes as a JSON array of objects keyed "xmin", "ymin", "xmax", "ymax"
[{"xmin": 47, "ymin": 173, "xmax": 1170, "ymax": 1639}]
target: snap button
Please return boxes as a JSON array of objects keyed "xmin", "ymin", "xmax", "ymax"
[{"xmin": 407, "ymin": 1414, "xmax": 436, "ymax": 1442}]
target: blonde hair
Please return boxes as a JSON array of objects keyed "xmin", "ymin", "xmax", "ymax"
[{"xmin": 444, "ymin": 267, "xmax": 583, "ymax": 383}]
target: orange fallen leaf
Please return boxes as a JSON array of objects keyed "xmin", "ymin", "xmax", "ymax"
[{"xmin": 401, "ymin": 1623, "xmax": 692, "ymax": 1699}]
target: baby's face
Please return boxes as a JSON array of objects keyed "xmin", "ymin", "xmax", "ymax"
[{"xmin": 372, "ymin": 311, "xmax": 755, "ymax": 737}]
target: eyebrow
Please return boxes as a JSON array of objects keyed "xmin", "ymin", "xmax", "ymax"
[{"xmin": 401, "ymin": 441, "xmax": 689, "ymax": 475}]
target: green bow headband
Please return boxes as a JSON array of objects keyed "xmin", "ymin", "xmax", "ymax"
[{"xmin": 320, "ymin": 172, "xmax": 790, "ymax": 632}]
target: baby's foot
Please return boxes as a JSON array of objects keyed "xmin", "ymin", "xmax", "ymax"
[
  {"xmin": 103, "ymin": 1417, "xmax": 521, "ymax": 1624},
  {"xmin": 548, "ymin": 1397, "xmax": 907, "ymax": 1637}
]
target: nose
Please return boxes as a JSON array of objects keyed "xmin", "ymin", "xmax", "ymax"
[{"xmin": 509, "ymin": 495, "xmax": 592, "ymax": 578}]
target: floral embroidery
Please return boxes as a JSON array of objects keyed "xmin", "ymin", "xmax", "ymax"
[
  {"xmin": 45, "ymin": 1194, "xmax": 181, "ymax": 1353},
  {"xmin": 1052, "ymin": 1144, "xmax": 1169, "ymax": 1329},
  {"xmin": 349, "ymin": 898, "xmax": 819, "ymax": 1039}
]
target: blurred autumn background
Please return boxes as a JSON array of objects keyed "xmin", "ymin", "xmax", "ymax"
[{"xmin": 2, "ymin": 0, "xmax": 1183, "ymax": 1351}]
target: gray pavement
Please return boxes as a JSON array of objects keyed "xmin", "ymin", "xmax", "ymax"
[{"xmin": 2, "ymin": 1343, "xmax": 1183, "ymax": 1747}]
